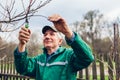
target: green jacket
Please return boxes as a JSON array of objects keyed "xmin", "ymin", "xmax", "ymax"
[{"xmin": 14, "ymin": 33, "xmax": 94, "ymax": 80}]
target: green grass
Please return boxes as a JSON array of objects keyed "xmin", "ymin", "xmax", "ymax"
[{"xmin": 77, "ymin": 75, "xmax": 116, "ymax": 80}]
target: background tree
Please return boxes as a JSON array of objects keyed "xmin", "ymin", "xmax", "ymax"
[
  {"xmin": 0, "ymin": 0, "xmax": 52, "ymax": 60},
  {"xmin": 0, "ymin": 0, "xmax": 52, "ymax": 32},
  {"xmin": 27, "ymin": 32, "xmax": 43, "ymax": 56},
  {"xmin": 71, "ymin": 10, "xmax": 119, "ymax": 80}
]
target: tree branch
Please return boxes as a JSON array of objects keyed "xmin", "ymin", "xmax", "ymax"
[{"xmin": 0, "ymin": 0, "xmax": 52, "ymax": 32}]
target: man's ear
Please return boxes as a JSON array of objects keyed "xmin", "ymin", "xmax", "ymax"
[{"xmin": 58, "ymin": 39, "xmax": 63, "ymax": 45}]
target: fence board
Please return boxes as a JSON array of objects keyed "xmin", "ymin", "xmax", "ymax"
[
  {"xmin": 0, "ymin": 57, "xmax": 33, "ymax": 80},
  {"xmin": 85, "ymin": 67, "xmax": 90, "ymax": 80},
  {"xmin": 99, "ymin": 54, "xmax": 105, "ymax": 80},
  {"xmin": 92, "ymin": 54, "xmax": 97, "ymax": 80},
  {"xmin": 78, "ymin": 70, "xmax": 83, "ymax": 79},
  {"xmin": 108, "ymin": 53, "xmax": 114, "ymax": 80},
  {"xmin": 0, "ymin": 56, "xmax": 117, "ymax": 80}
]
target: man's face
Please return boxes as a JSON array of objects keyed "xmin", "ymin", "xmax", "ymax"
[{"xmin": 43, "ymin": 30, "xmax": 62, "ymax": 49}]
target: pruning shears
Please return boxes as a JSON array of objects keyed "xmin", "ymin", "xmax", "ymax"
[
  {"xmin": 25, "ymin": 0, "xmax": 32, "ymax": 28},
  {"xmin": 25, "ymin": 17, "xmax": 29, "ymax": 28},
  {"xmin": 24, "ymin": 0, "xmax": 49, "ymax": 28}
]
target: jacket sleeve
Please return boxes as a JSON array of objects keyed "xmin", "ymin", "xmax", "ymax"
[
  {"xmin": 14, "ymin": 48, "xmax": 36, "ymax": 77},
  {"xmin": 66, "ymin": 32, "xmax": 94, "ymax": 71}
]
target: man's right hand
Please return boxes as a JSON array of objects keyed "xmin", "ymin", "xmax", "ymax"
[{"xmin": 18, "ymin": 27, "xmax": 31, "ymax": 52}]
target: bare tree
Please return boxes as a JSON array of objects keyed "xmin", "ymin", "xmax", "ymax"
[
  {"xmin": 0, "ymin": 0, "xmax": 52, "ymax": 32},
  {"xmin": 0, "ymin": 0, "xmax": 52, "ymax": 61},
  {"xmin": 27, "ymin": 32, "xmax": 42, "ymax": 56}
]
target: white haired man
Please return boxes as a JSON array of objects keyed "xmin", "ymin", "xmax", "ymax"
[{"xmin": 14, "ymin": 14, "xmax": 94, "ymax": 80}]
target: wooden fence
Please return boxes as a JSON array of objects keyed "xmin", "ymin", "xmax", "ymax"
[
  {"xmin": 0, "ymin": 54, "xmax": 116, "ymax": 80},
  {"xmin": 0, "ymin": 57, "xmax": 32, "ymax": 80}
]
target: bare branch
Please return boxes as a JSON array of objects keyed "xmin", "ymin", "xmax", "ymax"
[
  {"xmin": 0, "ymin": 55, "xmax": 7, "ymax": 61},
  {"xmin": 9, "ymin": 0, "xmax": 15, "ymax": 13},
  {"xmin": 0, "ymin": 0, "xmax": 53, "ymax": 32},
  {"xmin": 97, "ymin": 58, "xmax": 116, "ymax": 74},
  {"xmin": 0, "ymin": 3, "xmax": 7, "ymax": 11},
  {"xmin": 21, "ymin": 0, "xmax": 27, "ymax": 14}
]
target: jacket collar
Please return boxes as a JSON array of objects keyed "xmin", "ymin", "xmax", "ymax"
[{"xmin": 43, "ymin": 46, "xmax": 65, "ymax": 56}]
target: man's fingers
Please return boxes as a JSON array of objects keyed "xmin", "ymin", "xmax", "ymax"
[
  {"xmin": 19, "ymin": 36, "xmax": 30, "ymax": 44},
  {"xmin": 19, "ymin": 33, "xmax": 30, "ymax": 39},
  {"xmin": 48, "ymin": 14, "xmax": 61, "ymax": 22},
  {"xmin": 18, "ymin": 27, "xmax": 31, "ymax": 44},
  {"xmin": 19, "ymin": 29, "xmax": 31, "ymax": 36},
  {"xmin": 21, "ymin": 27, "xmax": 29, "ymax": 32},
  {"xmin": 19, "ymin": 37, "xmax": 30, "ymax": 42}
]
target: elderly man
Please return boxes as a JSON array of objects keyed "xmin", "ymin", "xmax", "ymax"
[{"xmin": 14, "ymin": 14, "xmax": 94, "ymax": 80}]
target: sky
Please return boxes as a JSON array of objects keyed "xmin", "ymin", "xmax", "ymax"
[
  {"xmin": 1, "ymin": 0, "xmax": 120, "ymax": 29},
  {"xmin": 31, "ymin": 0, "xmax": 120, "ymax": 27},
  {"xmin": 1, "ymin": 0, "xmax": 120, "ymax": 41}
]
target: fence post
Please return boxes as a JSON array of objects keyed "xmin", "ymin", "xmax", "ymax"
[
  {"xmin": 78, "ymin": 70, "xmax": 83, "ymax": 79},
  {"xmin": 108, "ymin": 52, "xmax": 114, "ymax": 80},
  {"xmin": 99, "ymin": 54, "xmax": 105, "ymax": 80},
  {"xmin": 85, "ymin": 67, "xmax": 90, "ymax": 80},
  {"xmin": 92, "ymin": 54, "xmax": 97, "ymax": 80},
  {"xmin": 113, "ymin": 23, "xmax": 120, "ymax": 80}
]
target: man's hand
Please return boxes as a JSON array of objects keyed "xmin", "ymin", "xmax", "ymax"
[
  {"xmin": 18, "ymin": 27, "xmax": 31, "ymax": 52},
  {"xmin": 48, "ymin": 14, "xmax": 73, "ymax": 39}
]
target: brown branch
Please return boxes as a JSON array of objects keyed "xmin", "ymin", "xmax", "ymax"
[
  {"xmin": 0, "ymin": 14, "xmax": 48, "ymax": 32},
  {"xmin": 0, "ymin": 0, "xmax": 53, "ymax": 32},
  {"xmin": 9, "ymin": 0, "xmax": 15, "ymax": 14},
  {"xmin": 7, "ymin": 7, "xmax": 11, "ymax": 21},
  {"xmin": 0, "ymin": 3, "xmax": 7, "ymax": 11},
  {"xmin": 96, "ymin": 58, "xmax": 116, "ymax": 74},
  {"xmin": 0, "ymin": 23, "xmax": 24, "ymax": 32},
  {"xmin": 30, "ymin": 0, "xmax": 52, "ymax": 13},
  {"xmin": 0, "ymin": 55, "xmax": 7, "ymax": 61},
  {"xmin": 0, "ymin": 14, "xmax": 48, "ymax": 24},
  {"xmin": 0, "ymin": 0, "xmax": 52, "ymax": 23},
  {"xmin": 21, "ymin": 0, "xmax": 27, "ymax": 14}
]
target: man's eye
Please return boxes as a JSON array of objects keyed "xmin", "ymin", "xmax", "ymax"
[
  {"xmin": 50, "ymin": 33, "xmax": 54, "ymax": 35},
  {"xmin": 44, "ymin": 34, "xmax": 48, "ymax": 36},
  {"xmin": 50, "ymin": 33, "xmax": 53, "ymax": 35},
  {"xmin": 44, "ymin": 34, "xmax": 46, "ymax": 36}
]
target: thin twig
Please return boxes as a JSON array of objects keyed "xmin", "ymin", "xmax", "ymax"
[
  {"xmin": 0, "ymin": 14, "xmax": 48, "ymax": 23},
  {"xmin": 21, "ymin": 0, "xmax": 27, "ymax": 15},
  {"xmin": 9, "ymin": 0, "xmax": 15, "ymax": 13},
  {"xmin": 0, "ymin": 22, "xmax": 24, "ymax": 32},
  {"xmin": 96, "ymin": 58, "xmax": 116, "ymax": 74},
  {"xmin": 0, "ymin": 55, "xmax": 7, "ymax": 61},
  {"xmin": 0, "ymin": 0, "xmax": 53, "ymax": 32}
]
